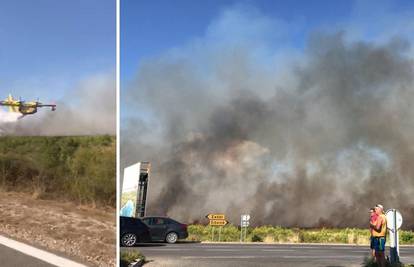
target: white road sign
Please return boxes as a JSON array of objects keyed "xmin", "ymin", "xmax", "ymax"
[
  {"xmin": 241, "ymin": 221, "xmax": 250, "ymax": 227},
  {"xmin": 386, "ymin": 210, "xmax": 403, "ymax": 230},
  {"xmin": 241, "ymin": 214, "xmax": 250, "ymax": 221}
]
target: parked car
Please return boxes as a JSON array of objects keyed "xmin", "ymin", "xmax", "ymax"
[
  {"xmin": 142, "ymin": 216, "xmax": 188, "ymax": 243},
  {"xmin": 120, "ymin": 216, "xmax": 151, "ymax": 247}
]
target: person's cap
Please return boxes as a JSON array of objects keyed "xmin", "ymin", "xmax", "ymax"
[{"xmin": 376, "ymin": 204, "xmax": 384, "ymax": 210}]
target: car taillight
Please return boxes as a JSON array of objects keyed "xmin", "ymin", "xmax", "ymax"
[{"xmin": 181, "ymin": 224, "xmax": 188, "ymax": 230}]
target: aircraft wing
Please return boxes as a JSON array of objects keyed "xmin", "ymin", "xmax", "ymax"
[
  {"xmin": 0, "ymin": 102, "xmax": 21, "ymax": 106},
  {"xmin": 37, "ymin": 104, "xmax": 57, "ymax": 111}
]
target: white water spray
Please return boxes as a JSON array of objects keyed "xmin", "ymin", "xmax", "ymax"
[{"xmin": 0, "ymin": 109, "xmax": 22, "ymax": 123}]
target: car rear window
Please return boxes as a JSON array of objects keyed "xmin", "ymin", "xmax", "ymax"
[{"xmin": 153, "ymin": 218, "xmax": 166, "ymax": 225}]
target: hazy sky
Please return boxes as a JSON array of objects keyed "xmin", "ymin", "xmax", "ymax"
[
  {"xmin": 120, "ymin": 0, "xmax": 414, "ymax": 121},
  {"xmin": 121, "ymin": 0, "xmax": 414, "ymax": 82},
  {"xmin": 0, "ymin": 0, "xmax": 115, "ymax": 102}
]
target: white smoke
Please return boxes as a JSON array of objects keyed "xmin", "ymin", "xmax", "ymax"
[
  {"xmin": 1, "ymin": 72, "xmax": 115, "ymax": 136},
  {"xmin": 121, "ymin": 4, "xmax": 414, "ymax": 228}
]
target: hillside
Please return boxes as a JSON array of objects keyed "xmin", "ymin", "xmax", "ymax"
[
  {"xmin": 0, "ymin": 191, "xmax": 115, "ymax": 266},
  {"xmin": 0, "ymin": 135, "xmax": 116, "ymax": 206}
]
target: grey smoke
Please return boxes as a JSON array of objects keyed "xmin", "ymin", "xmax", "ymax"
[
  {"xmin": 122, "ymin": 14, "xmax": 414, "ymax": 227},
  {"xmin": 0, "ymin": 73, "xmax": 116, "ymax": 136}
]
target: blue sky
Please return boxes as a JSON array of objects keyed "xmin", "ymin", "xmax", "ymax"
[
  {"xmin": 0, "ymin": 0, "xmax": 115, "ymax": 102},
  {"xmin": 121, "ymin": 0, "xmax": 349, "ymax": 81},
  {"xmin": 121, "ymin": 0, "xmax": 414, "ymax": 83}
]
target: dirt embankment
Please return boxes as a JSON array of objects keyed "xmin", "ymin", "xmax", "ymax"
[{"xmin": 0, "ymin": 191, "xmax": 116, "ymax": 266}]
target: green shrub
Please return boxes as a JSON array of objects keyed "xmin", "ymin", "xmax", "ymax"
[
  {"xmin": 0, "ymin": 136, "xmax": 115, "ymax": 206},
  {"xmin": 187, "ymin": 225, "xmax": 414, "ymax": 245},
  {"xmin": 187, "ymin": 224, "xmax": 241, "ymax": 242},
  {"xmin": 120, "ymin": 250, "xmax": 144, "ymax": 267},
  {"xmin": 362, "ymin": 255, "xmax": 413, "ymax": 267},
  {"xmin": 400, "ymin": 231, "xmax": 414, "ymax": 244},
  {"xmin": 251, "ymin": 234, "xmax": 263, "ymax": 242}
]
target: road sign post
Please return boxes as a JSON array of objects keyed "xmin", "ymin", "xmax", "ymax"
[
  {"xmin": 206, "ymin": 214, "xmax": 228, "ymax": 241},
  {"xmin": 218, "ymin": 226, "xmax": 222, "ymax": 242},
  {"xmin": 386, "ymin": 209, "xmax": 403, "ymax": 264},
  {"xmin": 240, "ymin": 226, "xmax": 243, "ymax": 242},
  {"xmin": 240, "ymin": 214, "xmax": 250, "ymax": 242}
]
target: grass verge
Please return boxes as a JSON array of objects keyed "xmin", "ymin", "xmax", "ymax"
[
  {"xmin": 187, "ymin": 224, "xmax": 414, "ymax": 245},
  {"xmin": 120, "ymin": 251, "xmax": 145, "ymax": 267},
  {"xmin": 362, "ymin": 256, "xmax": 414, "ymax": 267}
]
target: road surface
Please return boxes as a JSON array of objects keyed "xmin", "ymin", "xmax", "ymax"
[
  {"xmin": 0, "ymin": 235, "xmax": 87, "ymax": 267},
  {"xmin": 0, "ymin": 243, "xmax": 56, "ymax": 267},
  {"xmin": 122, "ymin": 242, "xmax": 414, "ymax": 267}
]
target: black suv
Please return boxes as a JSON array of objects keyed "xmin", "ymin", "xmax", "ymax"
[
  {"xmin": 120, "ymin": 216, "xmax": 151, "ymax": 247},
  {"xmin": 142, "ymin": 216, "xmax": 188, "ymax": 244}
]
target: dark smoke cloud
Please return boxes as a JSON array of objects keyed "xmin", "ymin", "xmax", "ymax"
[
  {"xmin": 0, "ymin": 73, "xmax": 115, "ymax": 136},
  {"xmin": 122, "ymin": 8, "xmax": 414, "ymax": 228}
]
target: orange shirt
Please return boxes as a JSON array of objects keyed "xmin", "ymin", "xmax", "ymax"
[
  {"xmin": 370, "ymin": 213, "xmax": 378, "ymax": 236},
  {"xmin": 372, "ymin": 214, "xmax": 387, "ymax": 237}
]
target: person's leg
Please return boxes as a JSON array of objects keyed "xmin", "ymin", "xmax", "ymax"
[
  {"xmin": 370, "ymin": 236, "xmax": 375, "ymax": 259},
  {"xmin": 376, "ymin": 237, "xmax": 386, "ymax": 267},
  {"xmin": 375, "ymin": 252, "xmax": 383, "ymax": 267}
]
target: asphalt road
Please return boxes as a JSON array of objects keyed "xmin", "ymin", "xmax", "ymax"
[
  {"xmin": 0, "ymin": 244, "xmax": 55, "ymax": 267},
  {"xmin": 0, "ymin": 235, "xmax": 88, "ymax": 267},
  {"xmin": 123, "ymin": 243, "xmax": 414, "ymax": 267}
]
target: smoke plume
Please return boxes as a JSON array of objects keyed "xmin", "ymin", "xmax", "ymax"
[
  {"xmin": 0, "ymin": 73, "xmax": 115, "ymax": 136},
  {"xmin": 121, "ymin": 8, "xmax": 414, "ymax": 228}
]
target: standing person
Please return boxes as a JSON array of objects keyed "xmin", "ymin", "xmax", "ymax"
[
  {"xmin": 369, "ymin": 207, "xmax": 378, "ymax": 259},
  {"xmin": 370, "ymin": 204, "xmax": 387, "ymax": 267}
]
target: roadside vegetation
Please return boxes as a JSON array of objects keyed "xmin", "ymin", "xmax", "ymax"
[
  {"xmin": 120, "ymin": 250, "xmax": 145, "ymax": 267},
  {"xmin": 187, "ymin": 225, "xmax": 414, "ymax": 245},
  {"xmin": 363, "ymin": 256, "xmax": 414, "ymax": 267},
  {"xmin": 0, "ymin": 136, "xmax": 115, "ymax": 207}
]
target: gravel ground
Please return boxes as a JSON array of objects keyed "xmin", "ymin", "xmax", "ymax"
[{"xmin": 0, "ymin": 191, "xmax": 116, "ymax": 267}]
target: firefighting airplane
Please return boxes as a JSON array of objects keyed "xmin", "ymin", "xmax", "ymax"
[{"xmin": 0, "ymin": 94, "xmax": 56, "ymax": 116}]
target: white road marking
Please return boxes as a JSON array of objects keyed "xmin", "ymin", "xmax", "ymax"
[
  {"xmin": 282, "ymin": 255, "xmax": 362, "ymax": 259},
  {"xmin": 182, "ymin": 255, "xmax": 364, "ymax": 260},
  {"xmin": 145, "ymin": 248, "xmax": 190, "ymax": 251},
  {"xmin": 200, "ymin": 246, "xmax": 244, "ymax": 248},
  {"xmin": 328, "ymin": 247, "xmax": 367, "ymax": 250},
  {"xmin": 261, "ymin": 249, "xmax": 296, "ymax": 252},
  {"xmin": 182, "ymin": 256, "xmax": 256, "ymax": 259},
  {"xmin": 206, "ymin": 249, "xmax": 240, "ymax": 252},
  {"xmin": 0, "ymin": 235, "xmax": 86, "ymax": 267},
  {"xmin": 305, "ymin": 249, "xmax": 367, "ymax": 253},
  {"xmin": 286, "ymin": 246, "xmax": 358, "ymax": 249}
]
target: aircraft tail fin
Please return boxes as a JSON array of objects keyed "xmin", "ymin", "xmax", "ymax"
[{"xmin": 6, "ymin": 94, "xmax": 19, "ymax": 113}]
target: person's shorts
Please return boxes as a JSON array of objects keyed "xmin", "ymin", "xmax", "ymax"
[
  {"xmin": 373, "ymin": 237, "xmax": 386, "ymax": 252},
  {"xmin": 370, "ymin": 236, "xmax": 375, "ymax": 249}
]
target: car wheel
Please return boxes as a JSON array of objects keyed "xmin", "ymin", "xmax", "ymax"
[
  {"xmin": 121, "ymin": 233, "xmax": 137, "ymax": 247},
  {"xmin": 165, "ymin": 232, "xmax": 178, "ymax": 244}
]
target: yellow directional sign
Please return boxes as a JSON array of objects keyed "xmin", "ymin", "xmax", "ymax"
[
  {"xmin": 209, "ymin": 219, "xmax": 228, "ymax": 226},
  {"xmin": 206, "ymin": 214, "xmax": 226, "ymax": 220}
]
